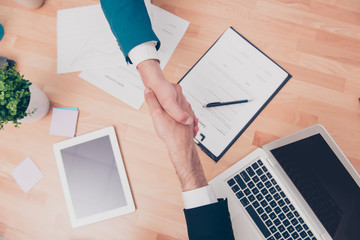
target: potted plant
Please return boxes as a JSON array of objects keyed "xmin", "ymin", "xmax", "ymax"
[{"xmin": 0, "ymin": 58, "xmax": 50, "ymax": 130}]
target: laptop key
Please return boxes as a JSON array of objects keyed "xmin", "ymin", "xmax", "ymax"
[
  {"xmin": 252, "ymin": 187, "xmax": 260, "ymax": 195},
  {"xmin": 240, "ymin": 170, "xmax": 251, "ymax": 182},
  {"xmin": 262, "ymin": 166, "xmax": 268, "ymax": 172},
  {"xmin": 265, "ymin": 219, "xmax": 273, "ymax": 227},
  {"xmin": 231, "ymin": 185, "xmax": 240, "ymax": 193},
  {"xmin": 278, "ymin": 199, "xmax": 285, "ymax": 207},
  {"xmin": 257, "ymin": 207, "xmax": 264, "ymax": 215},
  {"xmin": 246, "ymin": 167, "xmax": 255, "ymax": 177},
  {"xmin": 307, "ymin": 230, "xmax": 313, "ymax": 237},
  {"xmin": 257, "ymin": 182, "xmax": 264, "ymax": 189},
  {"xmin": 284, "ymin": 198, "xmax": 290, "ymax": 204},
  {"xmin": 227, "ymin": 178, "xmax": 236, "ymax": 186},
  {"xmin": 291, "ymin": 218, "xmax": 298, "ymax": 226},
  {"xmin": 257, "ymin": 160, "xmax": 263, "ymax": 166},
  {"xmin": 274, "ymin": 218, "xmax": 281, "ymax": 226},
  {"xmin": 294, "ymin": 211, "xmax": 299, "ymax": 217},
  {"xmin": 278, "ymin": 224, "xmax": 285, "ymax": 232},
  {"xmin": 269, "ymin": 212, "xmax": 276, "ymax": 220},
  {"xmin": 269, "ymin": 200, "xmax": 277, "ymax": 208},
  {"xmin": 256, "ymin": 168, "xmax": 264, "ymax": 176},
  {"xmin": 253, "ymin": 176, "xmax": 260, "ymax": 183},
  {"xmin": 245, "ymin": 205, "xmax": 271, "ymax": 238},
  {"xmin": 274, "ymin": 207, "xmax": 281, "ymax": 214},
  {"xmin": 283, "ymin": 219, "xmax": 290, "ymax": 227},
  {"xmin": 278, "ymin": 213, "xmax": 285, "ymax": 220},
  {"xmin": 265, "ymin": 194, "xmax": 273, "ymax": 202},
  {"xmin": 248, "ymin": 194, "xmax": 256, "ymax": 202},
  {"xmin": 260, "ymin": 175, "xmax": 268, "ymax": 182},
  {"xmin": 252, "ymin": 162, "xmax": 259, "ymax": 170},
  {"xmin": 289, "ymin": 204, "xmax": 295, "ymax": 211},
  {"xmin": 253, "ymin": 200, "xmax": 260, "ymax": 208},
  {"xmin": 275, "ymin": 185, "xmax": 281, "ymax": 191},
  {"xmin": 291, "ymin": 232, "xmax": 299, "ymax": 239},
  {"xmin": 266, "ymin": 172, "xmax": 272, "ymax": 179},
  {"xmin": 274, "ymin": 232, "xmax": 281, "ymax": 239},
  {"xmin": 271, "ymin": 179, "xmax": 277, "ymax": 185},
  {"xmin": 282, "ymin": 205, "xmax": 289, "ymax": 213},
  {"xmin": 270, "ymin": 226, "xmax": 277, "ymax": 233},
  {"xmin": 300, "ymin": 230, "xmax": 307, "ymax": 238},
  {"xmin": 244, "ymin": 189, "xmax": 251, "ymax": 196},
  {"xmin": 261, "ymin": 213, "xmax": 269, "ymax": 221},
  {"xmin": 261, "ymin": 188, "xmax": 269, "ymax": 195},
  {"xmin": 298, "ymin": 217, "xmax": 304, "ymax": 224},
  {"xmin": 240, "ymin": 197, "xmax": 249, "ymax": 207},
  {"xmin": 260, "ymin": 200, "xmax": 268, "ymax": 207},
  {"xmin": 269, "ymin": 187, "xmax": 276, "ymax": 194},
  {"xmin": 287, "ymin": 226, "xmax": 295, "ymax": 233},
  {"xmin": 303, "ymin": 224, "xmax": 309, "ymax": 230},
  {"xmin": 265, "ymin": 180, "xmax": 272, "ymax": 188},
  {"xmin": 282, "ymin": 231, "xmax": 290, "ymax": 239},
  {"xmin": 286, "ymin": 212, "xmax": 294, "ymax": 220},
  {"xmin": 248, "ymin": 181, "xmax": 255, "ymax": 189},
  {"xmin": 274, "ymin": 193, "xmax": 280, "ymax": 201},
  {"xmin": 236, "ymin": 191, "xmax": 244, "ymax": 199},
  {"xmin": 267, "ymin": 237, "xmax": 275, "ymax": 240},
  {"xmin": 265, "ymin": 206, "xmax": 272, "ymax": 213},
  {"xmin": 234, "ymin": 175, "xmax": 246, "ymax": 189},
  {"xmin": 256, "ymin": 194, "xmax": 264, "ymax": 201}
]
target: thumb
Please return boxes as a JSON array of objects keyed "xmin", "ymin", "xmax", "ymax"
[
  {"xmin": 163, "ymin": 99, "xmax": 193, "ymax": 125},
  {"xmin": 144, "ymin": 88, "xmax": 163, "ymax": 116}
]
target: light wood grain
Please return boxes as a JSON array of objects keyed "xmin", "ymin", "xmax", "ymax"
[{"xmin": 1, "ymin": 0, "xmax": 360, "ymax": 239}]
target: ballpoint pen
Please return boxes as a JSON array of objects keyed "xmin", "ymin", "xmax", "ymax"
[{"xmin": 203, "ymin": 99, "xmax": 252, "ymax": 108}]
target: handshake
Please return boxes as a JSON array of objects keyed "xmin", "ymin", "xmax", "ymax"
[{"xmin": 139, "ymin": 60, "xmax": 207, "ymax": 192}]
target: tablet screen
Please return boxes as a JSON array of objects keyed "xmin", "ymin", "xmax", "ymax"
[{"xmin": 60, "ymin": 135, "xmax": 127, "ymax": 219}]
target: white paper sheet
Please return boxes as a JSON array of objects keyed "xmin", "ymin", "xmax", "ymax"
[
  {"xmin": 58, "ymin": 3, "xmax": 189, "ymax": 109},
  {"xmin": 57, "ymin": 3, "xmax": 189, "ymax": 73},
  {"xmin": 179, "ymin": 28, "xmax": 289, "ymax": 158},
  {"xmin": 11, "ymin": 157, "xmax": 44, "ymax": 193},
  {"xmin": 79, "ymin": 66, "xmax": 145, "ymax": 110}
]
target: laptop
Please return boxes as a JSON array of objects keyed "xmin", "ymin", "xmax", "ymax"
[{"xmin": 209, "ymin": 124, "xmax": 360, "ymax": 240}]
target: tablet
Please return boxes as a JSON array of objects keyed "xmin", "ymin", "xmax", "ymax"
[{"xmin": 53, "ymin": 126, "xmax": 135, "ymax": 228}]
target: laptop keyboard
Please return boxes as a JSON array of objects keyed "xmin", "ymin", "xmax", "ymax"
[{"xmin": 227, "ymin": 159, "xmax": 317, "ymax": 240}]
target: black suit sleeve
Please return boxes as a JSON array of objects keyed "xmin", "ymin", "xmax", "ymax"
[{"xmin": 183, "ymin": 199, "xmax": 235, "ymax": 240}]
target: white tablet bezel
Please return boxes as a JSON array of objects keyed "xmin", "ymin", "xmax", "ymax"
[{"xmin": 53, "ymin": 126, "xmax": 135, "ymax": 228}]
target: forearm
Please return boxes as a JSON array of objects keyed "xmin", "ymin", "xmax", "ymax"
[
  {"xmin": 137, "ymin": 59, "xmax": 166, "ymax": 88},
  {"xmin": 168, "ymin": 144, "xmax": 208, "ymax": 192}
]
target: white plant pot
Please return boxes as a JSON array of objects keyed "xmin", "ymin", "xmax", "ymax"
[
  {"xmin": 20, "ymin": 84, "xmax": 50, "ymax": 123},
  {"xmin": 14, "ymin": 0, "xmax": 45, "ymax": 9}
]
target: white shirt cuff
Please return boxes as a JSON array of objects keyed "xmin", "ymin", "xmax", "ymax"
[
  {"xmin": 182, "ymin": 185, "xmax": 218, "ymax": 209},
  {"xmin": 128, "ymin": 41, "xmax": 160, "ymax": 68}
]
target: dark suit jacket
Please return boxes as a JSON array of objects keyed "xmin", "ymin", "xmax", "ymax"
[
  {"xmin": 184, "ymin": 199, "xmax": 235, "ymax": 240},
  {"xmin": 100, "ymin": 0, "xmax": 160, "ymax": 64},
  {"xmin": 100, "ymin": 1, "xmax": 235, "ymax": 239}
]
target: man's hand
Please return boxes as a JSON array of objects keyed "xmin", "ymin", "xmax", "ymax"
[
  {"xmin": 138, "ymin": 59, "xmax": 196, "ymax": 126},
  {"xmin": 144, "ymin": 85, "xmax": 207, "ymax": 191}
]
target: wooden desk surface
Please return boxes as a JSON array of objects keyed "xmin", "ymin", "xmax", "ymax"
[{"xmin": 1, "ymin": 0, "xmax": 359, "ymax": 239}]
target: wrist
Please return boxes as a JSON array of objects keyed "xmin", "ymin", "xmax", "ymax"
[
  {"xmin": 137, "ymin": 59, "xmax": 166, "ymax": 88},
  {"xmin": 168, "ymin": 144, "xmax": 208, "ymax": 191}
]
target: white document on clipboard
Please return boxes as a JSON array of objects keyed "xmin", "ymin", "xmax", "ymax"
[{"xmin": 179, "ymin": 27, "xmax": 291, "ymax": 162}]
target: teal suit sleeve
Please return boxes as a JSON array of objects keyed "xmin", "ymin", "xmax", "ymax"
[{"xmin": 100, "ymin": 0, "xmax": 160, "ymax": 63}]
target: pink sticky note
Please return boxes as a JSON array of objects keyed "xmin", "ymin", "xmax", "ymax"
[
  {"xmin": 49, "ymin": 107, "xmax": 79, "ymax": 137},
  {"xmin": 11, "ymin": 157, "xmax": 43, "ymax": 193}
]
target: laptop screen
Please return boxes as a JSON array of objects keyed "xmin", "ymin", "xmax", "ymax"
[{"xmin": 270, "ymin": 134, "xmax": 360, "ymax": 240}]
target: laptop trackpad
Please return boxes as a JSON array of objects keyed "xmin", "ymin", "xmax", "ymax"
[{"xmin": 228, "ymin": 199, "xmax": 263, "ymax": 239}]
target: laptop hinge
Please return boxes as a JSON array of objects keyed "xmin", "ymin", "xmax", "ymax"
[{"xmin": 320, "ymin": 233, "xmax": 327, "ymax": 240}]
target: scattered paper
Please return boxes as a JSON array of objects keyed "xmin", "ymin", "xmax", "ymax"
[
  {"xmin": 11, "ymin": 157, "xmax": 43, "ymax": 193},
  {"xmin": 49, "ymin": 107, "xmax": 79, "ymax": 137},
  {"xmin": 79, "ymin": 66, "xmax": 145, "ymax": 110},
  {"xmin": 57, "ymin": 2, "xmax": 189, "ymax": 109},
  {"xmin": 57, "ymin": 4, "xmax": 189, "ymax": 73}
]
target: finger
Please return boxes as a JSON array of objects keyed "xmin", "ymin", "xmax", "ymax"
[
  {"xmin": 163, "ymin": 98, "xmax": 193, "ymax": 125},
  {"xmin": 144, "ymin": 88, "xmax": 163, "ymax": 117}
]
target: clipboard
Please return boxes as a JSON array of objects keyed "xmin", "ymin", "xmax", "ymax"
[{"xmin": 178, "ymin": 27, "xmax": 292, "ymax": 162}]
